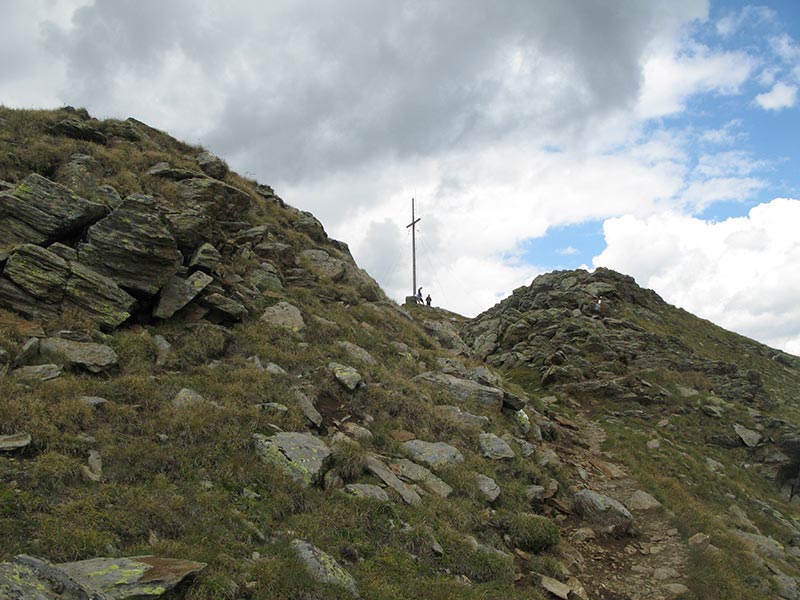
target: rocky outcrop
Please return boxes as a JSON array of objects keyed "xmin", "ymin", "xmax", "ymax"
[
  {"xmin": 78, "ymin": 195, "xmax": 180, "ymax": 296},
  {"xmin": 0, "ymin": 174, "xmax": 107, "ymax": 245}
]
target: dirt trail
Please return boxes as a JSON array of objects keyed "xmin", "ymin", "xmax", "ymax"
[{"xmin": 553, "ymin": 414, "xmax": 690, "ymax": 600}]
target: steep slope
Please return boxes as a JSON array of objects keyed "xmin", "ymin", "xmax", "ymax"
[{"xmin": 464, "ymin": 267, "xmax": 800, "ymax": 599}]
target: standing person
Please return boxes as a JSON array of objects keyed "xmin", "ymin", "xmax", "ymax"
[
  {"xmin": 425, "ymin": 294, "xmax": 431, "ymax": 307},
  {"xmin": 417, "ymin": 287, "xmax": 423, "ymax": 304}
]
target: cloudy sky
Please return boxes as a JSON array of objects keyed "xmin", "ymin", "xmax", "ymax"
[{"xmin": 2, "ymin": 0, "xmax": 800, "ymax": 354}]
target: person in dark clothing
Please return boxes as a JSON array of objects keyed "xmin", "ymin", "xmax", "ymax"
[{"xmin": 425, "ymin": 294, "xmax": 431, "ymax": 307}]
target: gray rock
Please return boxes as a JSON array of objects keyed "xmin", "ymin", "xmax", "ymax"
[
  {"xmin": 164, "ymin": 209, "xmax": 212, "ymax": 253},
  {"xmin": 78, "ymin": 396, "xmax": 109, "ymax": 408},
  {"xmin": 423, "ymin": 320, "xmax": 469, "ymax": 353},
  {"xmin": 200, "ymin": 293, "xmax": 247, "ymax": 321},
  {"xmin": 95, "ymin": 184, "xmax": 122, "ymax": 208},
  {"xmin": 626, "ymin": 490, "xmax": 662, "ymax": 511},
  {"xmin": 58, "ymin": 555, "xmax": 206, "ymax": 598},
  {"xmin": 0, "ymin": 276, "xmax": 54, "ymax": 321},
  {"xmin": 364, "ymin": 455, "xmax": 422, "ymax": 505},
  {"xmin": 733, "ymin": 424, "xmax": 761, "ymax": 447},
  {"xmin": 732, "ymin": 530, "xmax": 784, "ymax": 559},
  {"xmin": 248, "ymin": 262, "xmax": 284, "ymax": 292},
  {"xmin": 293, "ymin": 389, "xmax": 323, "ymax": 428},
  {"xmin": 172, "ymin": 388, "xmax": 207, "ymax": 408},
  {"xmin": 189, "ymin": 243, "xmax": 222, "ymax": 273},
  {"xmin": 402, "ymin": 440, "xmax": 464, "ymax": 468},
  {"xmin": 153, "ymin": 272, "xmax": 213, "ymax": 319},
  {"xmin": 728, "ymin": 505, "xmax": 760, "ymax": 533},
  {"xmin": 178, "ymin": 177, "xmax": 253, "ymax": 222},
  {"xmin": 391, "ymin": 458, "xmax": 453, "ymax": 497},
  {"xmin": 342, "ymin": 422, "xmax": 373, "ymax": 441},
  {"xmin": 290, "ymin": 539, "xmax": 359, "ymax": 597},
  {"xmin": 12, "ymin": 364, "xmax": 62, "ymax": 381},
  {"xmin": 300, "ymin": 248, "xmax": 347, "ymax": 281},
  {"xmin": 413, "ymin": 371, "xmax": 504, "ymax": 408},
  {"xmin": 476, "ymin": 473, "xmax": 501, "ymax": 502},
  {"xmin": 0, "ymin": 433, "xmax": 31, "ymax": 451},
  {"xmin": 64, "ymin": 261, "xmax": 136, "ymax": 330},
  {"xmin": 47, "ymin": 242, "xmax": 77, "ymax": 262},
  {"xmin": 260, "ymin": 301, "xmax": 305, "ymax": 331},
  {"xmin": 330, "ymin": 362, "xmax": 364, "ymax": 391},
  {"xmin": 153, "ymin": 335, "xmax": 172, "ymax": 368},
  {"xmin": 771, "ymin": 567, "xmax": 799, "ymax": 600},
  {"xmin": 344, "ymin": 483, "xmax": 390, "ymax": 502},
  {"xmin": 83, "ymin": 450, "xmax": 103, "ymax": 482},
  {"xmin": 438, "ymin": 405, "xmax": 491, "ymax": 429},
  {"xmin": 260, "ymin": 402, "xmax": 288, "ymax": 415},
  {"xmin": 4, "ymin": 244, "xmax": 69, "ymax": 303},
  {"xmin": 79, "ymin": 195, "xmax": 180, "ymax": 296},
  {"xmin": 573, "ymin": 489, "xmax": 634, "ymax": 534},
  {"xmin": 266, "ymin": 362, "xmax": 287, "ymax": 375},
  {"xmin": 479, "ymin": 433, "xmax": 516, "ymax": 460},
  {"xmin": 253, "ymin": 432, "xmax": 331, "ymax": 486},
  {"xmin": 15, "ymin": 337, "xmax": 40, "ymax": 366},
  {"xmin": 40, "ymin": 337, "xmax": 118, "ymax": 373},
  {"xmin": 195, "ymin": 151, "xmax": 228, "ymax": 179},
  {"xmin": 0, "ymin": 174, "xmax": 107, "ymax": 244},
  {"xmin": 147, "ymin": 161, "xmax": 202, "ymax": 181},
  {"xmin": 50, "ymin": 117, "xmax": 107, "ymax": 143},
  {"xmin": 336, "ymin": 341, "xmax": 376, "ymax": 365}
]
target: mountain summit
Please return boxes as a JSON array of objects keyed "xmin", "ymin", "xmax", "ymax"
[{"xmin": 1, "ymin": 107, "xmax": 800, "ymax": 599}]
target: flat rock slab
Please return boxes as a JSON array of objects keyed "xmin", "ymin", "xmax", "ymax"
[
  {"xmin": 0, "ymin": 433, "xmax": 31, "ymax": 451},
  {"xmin": 412, "ymin": 371, "xmax": 504, "ymax": 408},
  {"xmin": 260, "ymin": 301, "xmax": 305, "ymax": 332},
  {"xmin": 344, "ymin": 483, "xmax": 390, "ymax": 501},
  {"xmin": 365, "ymin": 455, "xmax": 422, "ymax": 505},
  {"xmin": 12, "ymin": 364, "xmax": 62, "ymax": 381},
  {"xmin": 0, "ymin": 554, "xmax": 205, "ymax": 600},
  {"xmin": 40, "ymin": 337, "xmax": 118, "ymax": 373},
  {"xmin": 733, "ymin": 423, "xmax": 761, "ymax": 447},
  {"xmin": 402, "ymin": 440, "xmax": 464, "ymax": 468},
  {"xmin": 291, "ymin": 539, "xmax": 359, "ymax": 598},
  {"xmin": 58, "ymin": 555, "xmax": 206, "ymax": 599},
  {"xmin": 254, "ymin": 432, "xmax": 331, "ymax": 486},
  {"xmin": 573, "ymin": 489, "xmax": 634, "ymax": 534},
  {"xmin": 479, "ymin": 433, "xmax": 516, "ymax": 460},
  {"xmin": 390, "ymin": 458, "xmax": 453, "ymax": 497}
]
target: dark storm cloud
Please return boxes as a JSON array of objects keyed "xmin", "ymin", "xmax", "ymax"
[{"xmin": 40, "ymin": 0, "xmax": 707, "ymax": 183}]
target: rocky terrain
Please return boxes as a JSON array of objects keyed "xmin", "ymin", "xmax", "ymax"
[{"xmin": 1, "ymin": 106, "xmax": 799, "ymax": 599}]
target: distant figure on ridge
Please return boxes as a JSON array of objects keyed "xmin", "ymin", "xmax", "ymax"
[
  {"xmin": 594, "ymin": 296, "xmax": 603, "ymax": 315},
  {"xmin": 425, "ymin": 294, "xmax": 431, "ymax": 307},
  {"xmin": 417, "ymin": 287, "xmax": 423, "ymax": 304}
]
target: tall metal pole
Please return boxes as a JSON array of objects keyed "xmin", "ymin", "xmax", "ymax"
[{"xmin": 406, "ymin": 197, "xmax": 421, "ymax": 297}]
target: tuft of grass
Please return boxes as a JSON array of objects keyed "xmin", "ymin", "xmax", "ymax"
[{"xmin": 503, "ymin": 512, "xmax": 560, "ymax": 553}]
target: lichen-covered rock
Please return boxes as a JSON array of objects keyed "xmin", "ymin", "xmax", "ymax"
[
  {"xmin": 153, "ymin": 272, "xmax": 214, "ymax": 319},
  {"xmin": 364, "ymin": 455, "xmax": 422, "ymax": 505},
  {"xmin": 299, "ymin": 248, "xmax": 347, "ymax": 281},
  {"xmin": 573, "ymin": 489, "xmax": 634, "ymax": 534},
  {"xmin": 199, "ymin": 293, "xmax": 247, "ymax": 321},
  {"xmin": 147, "ymin": 161, "xmax": 202, "ymax": 181},
  {"xmin": 260, "ymin": 301, "xmax": 305, "ymax": 331},
  {"xmin": 195, "ymin": 151, "xmax": 228, "ymax": 180},
  {"xmin": 12, "ymin": 364, "xmax": 62, "ymax": 381},
  {"xmin": 64, "ymin": 261, "xmax": 136, "ymax": 330},
  {"xmin": 336, "ymin": 340, "xmax": 376, "ymax": 365},
  {"xmin": 402, "ymin": 440, "xmax": 464, "ymax": 468},
  {"xmin": 476, "ymin": 473, "xmax": 501, "ymax": 502},
  {"xmin": 253, "ymin": 432, "xmax": 331, "ymax": 486},
  {"xmin": 391, "ymin": 458, "xmax": 452, "ymax": 498},
  {"xmin": 178, "ymin": 177, "xmax": 253, "ymax": 221},
  {"xmin": 423, "ymin": 320, "xmax": 469, "ymax": 354},
  {"xmin": 4, "ymin": 244, "xmax": 69, "ymax": 303},
  {"xmin": 172, "ymin": 388, "xmax": 207, "ymax": 408},
  {"xmin": 290, "ymin": 539, "xmax": 360, "ymax": 598},
  {"xmin": 293, "ymin": 388, "xmax": 323, "ymax": 428},
  {"xmin": 330, "ymin": 362, "xmax": 363, "ymax": 391},
  {"xmin": 39, "ymin": 337, "xmax": 118, "ymax": 373},
  {"xmin": 79, "ymin": 195, "xmax": 180, "ymax": 296},
  {"xmin": 0, "ymin": 174, "xmax": 107, "ymax": 244},
  {"xmin": 248, "ymin": 262, "xmax": 284, "ymax": 292},
  {"xmin": 164, "ymin": 209, "xmax": 212, "ymax": 254},
  {"xmin": 479, "ymin": 433, "xmax": 516, "ymax": 460},
  {"xmin": 189, "ymin": 243, "xmax": 222, "ymax": 273},
  {"xmin": 438, "ymin": 405, "xmax": 491, "ymax": 429},
  {"xmin": 413, "ymin": 371, "xmax": 504, "ymax": 408}
]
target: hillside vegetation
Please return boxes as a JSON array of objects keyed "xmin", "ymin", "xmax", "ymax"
[{"xmin": 1, "ymin": 106, "xmax": 799, "ymax": 600}]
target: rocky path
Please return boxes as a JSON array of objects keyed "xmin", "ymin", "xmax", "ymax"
[{"xmin": 556, "ymin": 414, "xmax": 690, "ymax": 600}]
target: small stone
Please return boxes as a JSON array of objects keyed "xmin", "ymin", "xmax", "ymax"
[
  {"xmin": 294, "ymin": 389, "xmax": 323, "ymax": 428},
  {"xmin": 172, "ymin": 388, "xmax": 207, "ymax": 408},
  {"xmin": 627, "ymin": 490, "xmax": 662, "ymax": 511},
  {"xmin": 265, "ymin": 362, "xmax": 287, "ymax": 375},
  {"xmin": 479, "ymin": 433, "xmax": 516, "ymax": 460},
  {"xmin": 342, "ymin": 422, "xmax": 373, "ymax": 441},
  {"xmin": 78, "ymin": 396, "xmax": 109, "ymax": 408},
  {"xmin": 475, "ymin": 474, "xmax": 501, "ymax": 502},
  {"xmin": 403, "ymin": 440, "xmax": 464, "ymax": 468},
  {"xmin": 260, "ymin": 402, "xmax": 289, "ymax": 414},
  {"xmin": 733, "ymin": 424, "xmax": 761, "ymax": 447},
  {"xmin": 291, "ymin": 539, "xmax": 359, "ymax": 597},
  {"xmin": 688, "ymin": 532, "xmax": 710, "ymax": 548},
  {"xmin": 653, "ymin": 566, "xmax": 680, "ymax": 580},
  {"xmin": 344, "ymin": 484, "xmax": 390, "ymax": 502},
  {"xmin": 646, "ymin": 439, "xmax": 660, "ymax": 450},
  {"xmin": 260, "ymin": 301, "xmax": 305, "ymax": 332},
  {"xmin": 329, "ymin": 362, "xmax": 363, "ymax": 391},
  {"xmin": 571, "ymin": 527, "xmax": 595, "ymax": 542},
  {"xmin": 663, "ymin": 583, "xmax": 690, "ymax": 598},
  {"xmin": 0, "ymin": 433, "xmax": 31, "ymax": 451},
  {"xmin": 12, "ymin": 364, "xmax": 62, "ymax": 381}
]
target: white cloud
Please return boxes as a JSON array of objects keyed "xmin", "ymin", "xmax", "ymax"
[
  {"xmin": 716, "ymin": 6, "xmax": 775, "ymax": 38},
  {"xmin": 559, "ymin": 246, "xmax": 579, "ymax": 255},
  {"xmin": 698, "ymin": 119, "xmax": 743, "ymax": 145},
  {"xmin": 593, "ymin": 199, "xmax": 800, "ymax": 353},
  {"xmin": 755, "ymin": 81, "xmax": 798, "ymax": 110}
]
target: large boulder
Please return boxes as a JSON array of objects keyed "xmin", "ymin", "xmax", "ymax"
[
  {"xmin": 153, "ymin": 272, "xmax": 213, "ymax": 319},
  {"xmin": 0, "ymin": 174, "xmax": 107, "ymax": 245},
  {"xmin": 195, "ymin": 151, "xmax": 228, "ymax": 180},
  {"xmin": 78, "ymin": 195, "xmax": 180, "ymax": 296},
  {"xmin": 260, "ymin": 301, "xmax": 305, "ymax": 332},
  {"xmin": 479, "ymin": 433, "xmax": 516, "ymax": 460},
  {"xmin": 299, "ymin": 249, "xmax": 347, "ymax": 281},
  {"xmin": 253, "ymin": 432, "xmax": 331, "ymax": 486},
  {"xmin": 423, "ymin": 320, "xmax": 469, "ymax": 354},
  {"xmin": 3, "ymin": 244, "xmax": 69, "ymax": 304},
  {"xmin": 573, "ymin": 489, "xmax": 634, "ymax": 534},
  {"xmin": 64, "ymin": 261, "xmax": 136, "ymax": 330},
  {"xmin": 50, "ymin": 117, "xmax": 107, "ymax": 143},
  {"xmin": 178, "ymin": 177, "xmax": 253, "ymax": 221}
]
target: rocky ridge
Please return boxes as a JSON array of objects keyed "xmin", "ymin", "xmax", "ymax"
[{"xmin": 1, "ymin": 107, "xmax": 800, "ymax": 599}]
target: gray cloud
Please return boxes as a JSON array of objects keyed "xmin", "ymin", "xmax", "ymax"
[{"xmin": 38, "ymin": 0, "xmax": 707, "ymax": 185}]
